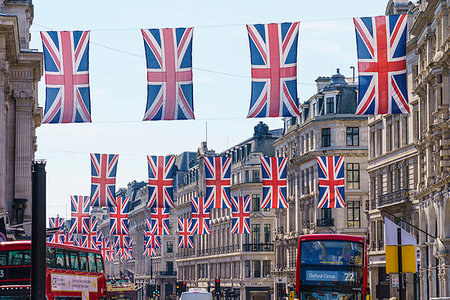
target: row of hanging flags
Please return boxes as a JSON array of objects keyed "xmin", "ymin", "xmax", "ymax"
[
  {"xmin": 40, "ymin": 15, "xmax": 410, "ymax": 124},
  {"xmin": 48, "ymin": 154, "xmax": 345, "ymax": 260}
]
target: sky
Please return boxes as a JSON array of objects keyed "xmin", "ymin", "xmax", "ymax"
[{"xmin": 29, "ymin": 0, "xmax": 389, "ymax": 220}]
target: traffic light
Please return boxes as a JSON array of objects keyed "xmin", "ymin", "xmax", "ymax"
[
  {"xmin": 176, "ymin": 282, "xmax": 181, "ymax": 296},
  {"xmin": 182, "ymin": 281, "xmax": 187, "ymax": 293},
  {"xmin": 215, "ymin": 278, "xmax": 221, "ymax": 295},
  {"xmin": 156, "ymin": 285, "xmax": 161, "ymax": 296}
]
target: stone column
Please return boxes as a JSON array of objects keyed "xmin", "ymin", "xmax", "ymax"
[
  {"xmin": 0, "ymin": 34, "xmax": 6, "ymax": 215},
  {"xmin": 294, "ymin": 173, "xmax": 299, "ymax": 234}
]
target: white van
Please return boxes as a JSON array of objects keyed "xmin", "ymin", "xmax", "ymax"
[{"xmin": 180, "ymin": 288, "xmax": 213, "ymax": 300}]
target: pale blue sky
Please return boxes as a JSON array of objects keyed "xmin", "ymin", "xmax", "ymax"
[{"xmin": 30, "ymin": 0, "xmax": 388, "ymax": 219}]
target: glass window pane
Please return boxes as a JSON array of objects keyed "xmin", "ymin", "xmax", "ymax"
[
  {"xmin": 79, "ymin": 252, "xmax": 87, "ymax": 271},
  {"xmin": 87, "ymin": 252, "xmax": 96, "ymax": 272},
  {"xmin": 55, "ymin": 249, "xmax": 65, "ymax": 269},
  {"xmin": 96, "ymin": 254, "xmax": 103, "ymax": 273},
  {"xmin": 0, "ymin": 251, "xmax": 7, "ymax": 266},
  {"xmin": 65, "ymin": 251, "xmax": 71, "ymax": 269},
  {"xmin": 71, "ymin": 252, "xmax": 80, "ymax": 270},
  {"xmin": 23, "ymin": 250, "xmax": 31, "ymax": 265},
  {"xmin": 46, "ymin": 247, "xmax": 56, "ymax": 268}
]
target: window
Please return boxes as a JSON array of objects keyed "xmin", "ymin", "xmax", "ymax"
[
  {"xmin": 387, "ymin": 123, "xmax": 392, "ymax": 151},
  {"xmin": 46, "ymin": 247, "xmax": 56, "ymax": 268},
  {"xmin": 245, "ymin": 170, "xmax": 249, "ymax": 183},
  {"xmin": 252, "ymin": 194, "xmax": 260, "ymax": 212},
  {"xmin": 347, "ymin": 163, "xmax": 360, "ymax": 189},
  {"xmin": 321, "ymin": 208, "xmax": 332, "ymax": 220},
  {"xmin": 313, "ymin": 103, "xmax": 317, "ymax": 116},
  {"xmin": 346, "ymin": 127, "xmax": 359, "ymax": 146},
  {"xmin": 167, "ymin": 241, "xmax": 173, "ymax": 253},
  {"xmin": 69, "ymin": 251, "xmax": 79, "ymax": 270},
  {"xmin": 321, "ymin": 128, "xmax": 331, "ymax": 147},
  {"xmin": 264, "ymin": 224, "xmax": 271, "ymax": 243},
  {"xmin": 79, "ymin": 252, "xmax": 87, "ymax": 271},
  {"xmin": 253, "ymin": 260, "xmax": 261, "ymax": 278},
  {"xmin": 347, "ymin": 201, "xmax": 360, "ymax": 228},
  {"xmin": 326, "ymin": 97, "xmax": 334, "ymax": 114},
  {"xmin": 252, "ymin": 224, "xmax": 260, "ymax": 244},
  {"xmin": 404, "ymin": 117, "xmax": 408, "ymax": 146},
  {"xmin": 95, "ymin": 254, "xmax": 103, "ymax": 273},
  {"xmin": 370, "ymin": 131, "xmax": 375, "ymax": 158},
  {"xmin": 55, "ymin": 249, "xmax": 66, "ymax": 269},
  {"xmin": 87, "ymin": 252, "xmax": 96, "ymax": 272},
  {"xmin": 377, "ymin": 129, "xmax": 383, "ymax": 155},
  {"xmin": 395, "ymin": 121, "xmax": 400, "ymax": 149},
  {"xmin": 252, "ymin": 170, "xmax": 260, "ymax": 182},
  {"xmin": 263, "ymin": 260, "xmax": 271, "ymax": 277},
  {"xmin": 244, "ymin": 260, "xmax": 250, "ymax": 278},
  {"xmin": 166, "ymin": 261, "xmax": 174, "ymax": 272}
]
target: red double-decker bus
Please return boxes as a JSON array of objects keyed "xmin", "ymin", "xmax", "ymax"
[
  {"xmin": 295, "ymin": 234, "xmax": 368, "ymax": 300},
  {"xmin": 0, "ymin": 240, "xmax": 108, "ymax": 300}
]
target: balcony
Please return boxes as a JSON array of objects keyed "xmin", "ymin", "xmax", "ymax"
[
  {"xmin": 242, "ymin": 243, "xmax": 274, "ymax": 252},
  {"xmin": 157, "ymin": 271, "xmax": 177, "ymax": 278},
  {"xmin": 316, "ymin": 218, "xmax": 334, "ymax": 227},
  {"xmin": 378, "ymin": 189, "xmax": 409, "ymax": 208}
]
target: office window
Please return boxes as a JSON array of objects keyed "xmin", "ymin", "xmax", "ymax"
[
  {"xmin": 263, "ymin": 260, "xmax": 271, "ymax": 278},
  {"xmin": 326, "ymin": 97, "xmax": 334, "ymax": 114},
  {"xmin": 346, "ymin": 127, "xmax": 359, "ymax": 146},
  {"xmin": 387, "ymin": 123, "xmax": 392, "ymax": 151},
  {"xmin": 252, "ymin": 224, "xmax": 260, "ymax": 244},
  {"xmin": 313, "ymin": 103, "xmax": 317, "ymax": 116},
  {"xmin": 253, "ymin": 260, "xmax": 261, "ymax": 278},
  {"xmin": 252, "ymin": 170, "xmax": 260, "ymax": 182},
  {"xmin": 347, "ymin": 163, "xmax": 360, "ymax": 189},
  {"xmin": 347, "ymin": 201, "xmax": 360, "ymax": 228},
  {"xmin": 404, "ymin": 117, "xmax": 408, "ymax": 146},
  {"xmin": 252, "ymin": 194, "xmax": 260, "ymax": 212},
  {"xmin": 166, "ymin": 261, "xmax": 174, "ymax": 272},
  {"xmin": 370, "ymin": 131, "xmax": 375, "ymax": 158},
  {"xmin": 395, "ymin": 121, "xmax": 400, "ymax": 148},
  {"xmin": 245, "ymin": 260, "xmax": 250, "ymax": 278},
  {"xmin": 264, "ymin": 224, "xmax": 271, "ymax": 243},
  {"xmin": 321, "ymin": 128, "xmax": 331, "ymax": 147},
  {"xmin": 321, "ymin": 208, "xmax": 332, "ymax": 220},
  {"xmin": 167, "ymin": 241, "xmax": 173, "ymax": 253},
  {"xmin": 377, "ymin": 129, "xmax": 383, "ymax": 155},
  {"xmin": 245, "ymin": 170, "xmax": 250, "ymax": 183}
]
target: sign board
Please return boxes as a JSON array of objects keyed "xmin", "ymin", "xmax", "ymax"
[
  {"xmin": 150, "ymin": 279, "xmax": 155, "ymax": 284},
  {"xmin": 51, "ymin": 273, "xmax": 97, "ymax": 300},
  {"xmin": 385, "ymin": 245, "xmax": 417, "ymax": 273},
  {"xmin": 391, "ymin": 274, "xmax": 399, "ymax": 287},
  {"xmin": 289, "ymin": 291, "xmax": 295, "ymax": 300}
]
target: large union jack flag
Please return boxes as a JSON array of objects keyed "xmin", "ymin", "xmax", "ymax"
[
  {"xmin": 246, "ymin": 22, "xmax": 301, "ymax": 118},
  {"xmin": 261, "ymin": 157, "xmax": 288, "ymax": 209},
  {"xmin": 97, "ymin": 235, "xmax": 113, "ymax": 262},
  {"xmin": 150, "ymin": 207, "xmax": 170, "ymax": 235},
  {"xmin": 317, "ymin": 156, "xmax": 345, "ymax": 208},
  {"xmin": 191, "ymin": 197, "xmax": 211, "ymax": 235},
  {"xmin": 230, "ymin": 196, "xmax": 251, "ymax": 234},
  {"xmin": 90, "ymin": 153, "xmax": 119, "ymax": 207},
  {"xmin": 177, "ymin": 219, "xmax": 194, "ymax": 248},
  {"xmin": 110, "ymin": 197, "xmax": 129, "ymax": 235},
  {"xmin": 204, "ymin": 157, "xmax": 232, "ymax": 209},
  {"xmin": 49, "ymin": 216, "xmax": 65, "ymax": 229},
  {"xmin": 147, "ymin": 155, "xmax": 176, "ymax": 208},
  {"xmin": 353, "ymin": 15, "xmax": 409, "ymax": 115},
  {"xmin": 141, "ymin": 28, "xmax": 195, "ymax": 121},
  {"xmin": 143, "ymin": 247, "xmax": 157, "ymax": 257},
  {"xmin": 40, "ymin": 31, "xmax": 91, "ymax": 124},
  {"xmin": 70, "ymin": 195, "xmax": 90, "ymax": 234},
  {"xmin": 115, "ymin": 237, "xmax": 133, "ymax": 260},
  {"xmin": 143, "ymin": 228, "xmax": 161, "ymax": 249},
  {"xmin": 81, "ymin": 218, "xmax": 98, "ymax": 250}
]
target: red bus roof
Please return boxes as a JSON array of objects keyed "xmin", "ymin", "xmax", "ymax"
[
  {"xmin": 0, "ymin": 240, "xmax": 102, "ymax": 254},
  {"xmin": 299, "ymin": 234, "xmax": 365, "ymax": 243}
]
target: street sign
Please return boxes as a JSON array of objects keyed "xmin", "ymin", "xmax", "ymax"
[
  {"xmin": 391, "ymin": 274, "xmax": 399, "ymax": 287},
  {"xmin": 150, "ymin": 279, "xmax": 155, "ymax": 284},
  {"xmin": 289, "ymin": 291, "xmax": 295, "ymax": 300}
]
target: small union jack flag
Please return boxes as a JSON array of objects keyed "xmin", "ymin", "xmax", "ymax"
[
  {"xmin": 70, "ymin": 195, "xmax": 90, "ymax": 234},
  {"xmin": 230, "ymin": 196, "xmax": 251, "ymax": 234},
  {"xmin": 96, "ymin": 231, "xmax": 103, "ymax": 250},
  {"xmin": 143, "ymin": 247, "xmax": 157, "ymax": 257},
  {"xmin": 317, "ymin": 156, "xmax": 345, "ymax": 208},
  {"xmin": 81, "ymin": 218, "xmax": 98, "ymax": 250},
  {"xmin": 110, "ymin": 197, "xmax": 129, "ymax": 235},
  {"xmin": 143, "ymin": 228, "xmax": 161, "ymax": 249},
  {"xmin": 40, "ymin": 31, "xmax": 91, "ymax": 124},
  {"xmin": 177, "ymin": 219, "xmax": 194, "ymax": 248},
  {"xmin": 90, "ymin": 153, "xmax": 119, "ymax": 207},
  {"xmin": 147, "ymin": 155, "xmax": 176, "ymax": 208},
  {"xmin": 62, "ymin": 231, "xmax": 74, "ymax": 246},
  {"xmin": 353, "ymin": 15, "xmax": 410, "ymax": 115},
  {"xmin": 115, "ymin": 237, "xmax": 133, "ymax": 260},
  {"xmin": 191, "ymin": 197, "xmax": 211, "ymax": 235},
  {"xmin": 204, "ymin": 157, "xmax": 232, "ymax": 208},
  {"xmin": 141, "ymin": 28, "xmax": 195, "ymax": 121},
  {"xmin": 49, "ymin": 231, "xmax": 65, "ymax": 244},
  {"xmin": 246, "ymin": 22, "xmax": 301, "ymax": 118},
  {"xmin": 149, "ymin": 208, "xmax": 170, "ymax": 235},
  {"xmin": 73, "ymin": 236, "xmax": 81, "ymax": 247},
  {"xmin": 98, "ymin": 236, "xmax": 113, "ymax": 262},
  {"xmin": 49, "ymin": 216, "xmax": 65, "ymax": 229},
  {"xmin": 261, "ymin": 157, "xmax": 288, "ymax": 209}
]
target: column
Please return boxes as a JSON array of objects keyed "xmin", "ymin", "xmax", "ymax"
[
  {"xmin": 295, "ymin": 173, "xmax": 300, "ymax": 234},
  {"xmin": 0, "ymin": 34, "xmax": 6, "ymax": 214}
]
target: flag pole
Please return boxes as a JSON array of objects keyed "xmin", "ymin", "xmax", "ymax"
[
  {"xmin": 397, "ymin": 227, "xmax": 404, "ymax": 300},
  {"xmin": 381, "ymin": 210, "xmax": 436, "ymax": 239}
]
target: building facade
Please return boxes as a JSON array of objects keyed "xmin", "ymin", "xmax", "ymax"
[
  {"xmin": 0, "ymin": 0, "xmax": 42, "ymax": 237},
  {"xmin": 176, "ymin": 123, "xmax": 282, "ymax": 300},
  {"xmin": 365, "ymin": 1, "xmax": 450, "ymax": 299},
  {"xmin": 273, "ymin": 70, "xmax": 369, "ymax": 297}
]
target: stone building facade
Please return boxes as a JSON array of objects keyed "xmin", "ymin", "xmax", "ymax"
[
  {"xmin": 175, "ymin": 123, "xmax": 282, "ymax": 300},
  {"xmin": 365, "ymin": 1, "xmax": 450, "ymax": 299},
  {"xmin": 273, "ymin": 70, "xmax": 369, "ymax": 297},
  {"xmin": 0, "ymin": 0, "xmax": 42, "ymax": 237}
]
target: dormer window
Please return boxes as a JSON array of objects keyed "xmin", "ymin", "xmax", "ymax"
[{"xmin": 326, "ymin": 96, "xmax": 335, "ymax": 114}]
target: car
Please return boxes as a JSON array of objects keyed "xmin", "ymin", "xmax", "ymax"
[{"xmin": 180, "ymin": 288, "xmax": 213, "ymax": 300}]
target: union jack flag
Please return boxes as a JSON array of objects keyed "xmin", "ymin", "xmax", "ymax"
[
  {"xmin": 96, "ymin": 231, "xmax": 103, "ymax": 250},
  {"xmin": 49, "ymin": 216, "xmax": 65, "ymax": 229},
  {"xmin": 40, "ymin": 31, "xmax": 91, "ymax": 124},
  {"xmin": 90, "ymin": 153, "xmax": 119, "ymax": 207},
  {"xmin": 260, "ymin": 157, "xmax": 288, "ymax": 209},
  {"xmin": 246, "ymin": 22, "xmax": 301, "ymax": 118},
  {"xmin": 141, "ymin": 28, "xmax": 195, "ymax": 121},
  {"xmin": 204, "ymin": 157, "xmax": 232, "ymax": 208},
  {"xmin": 143, "ymin": 229, "xmax": 161, "ymax": 249},
  {"xmin": 353, "ymin": 15, "xmax": 410, "ymax": 115},
  {"xmin": 230, "ymin": 196, "xmax": 251, "ymax": 234},
  {"xmin": 73, "ymin": 236, "xmax": 81, "ymax": 247},
  {"xmin": 49, "ymin": 231, "xmax": 65, "ymax": 244},
  {"xmin": 110, "ymin": 197, "xmax": 129, "ymax": 235},
  {"xmin": 81, "ymin": 218, "xmax": 98, "ymax": 250},
  {"xmin": 316, "ymin": 156, "xmax": 345, "ymax": 208},
  {"xmin": 149, "ymin": 208, "xmax": 170, "ymax": 235},
  {"xmin": 143, "ymin": 247, "xmax": 157, "ymax": 257},
  {"xmin": 62, "ymin": 231, "xmax": 74, "ymax": 246},
  {"xmin": 147, "ymin": 155, "xmax": 175, "ymax": 208},
  {"xmin": 70, "ymin": 195, "xmax": 90, "ymax": 234},
  {"xmin": 98, "ymin": 236, "xmax": 113, "ymax": 261},
  {"xmin": 177, "ymin": 219, "xmax": 194, "ymax": 248},
  {"xmin": 115, "ymin": 237, "xmax": 133, "ymax": 260},
  {"xmin": 191, "ymin": 197, "xmax": 211, "ymax": 235}
]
